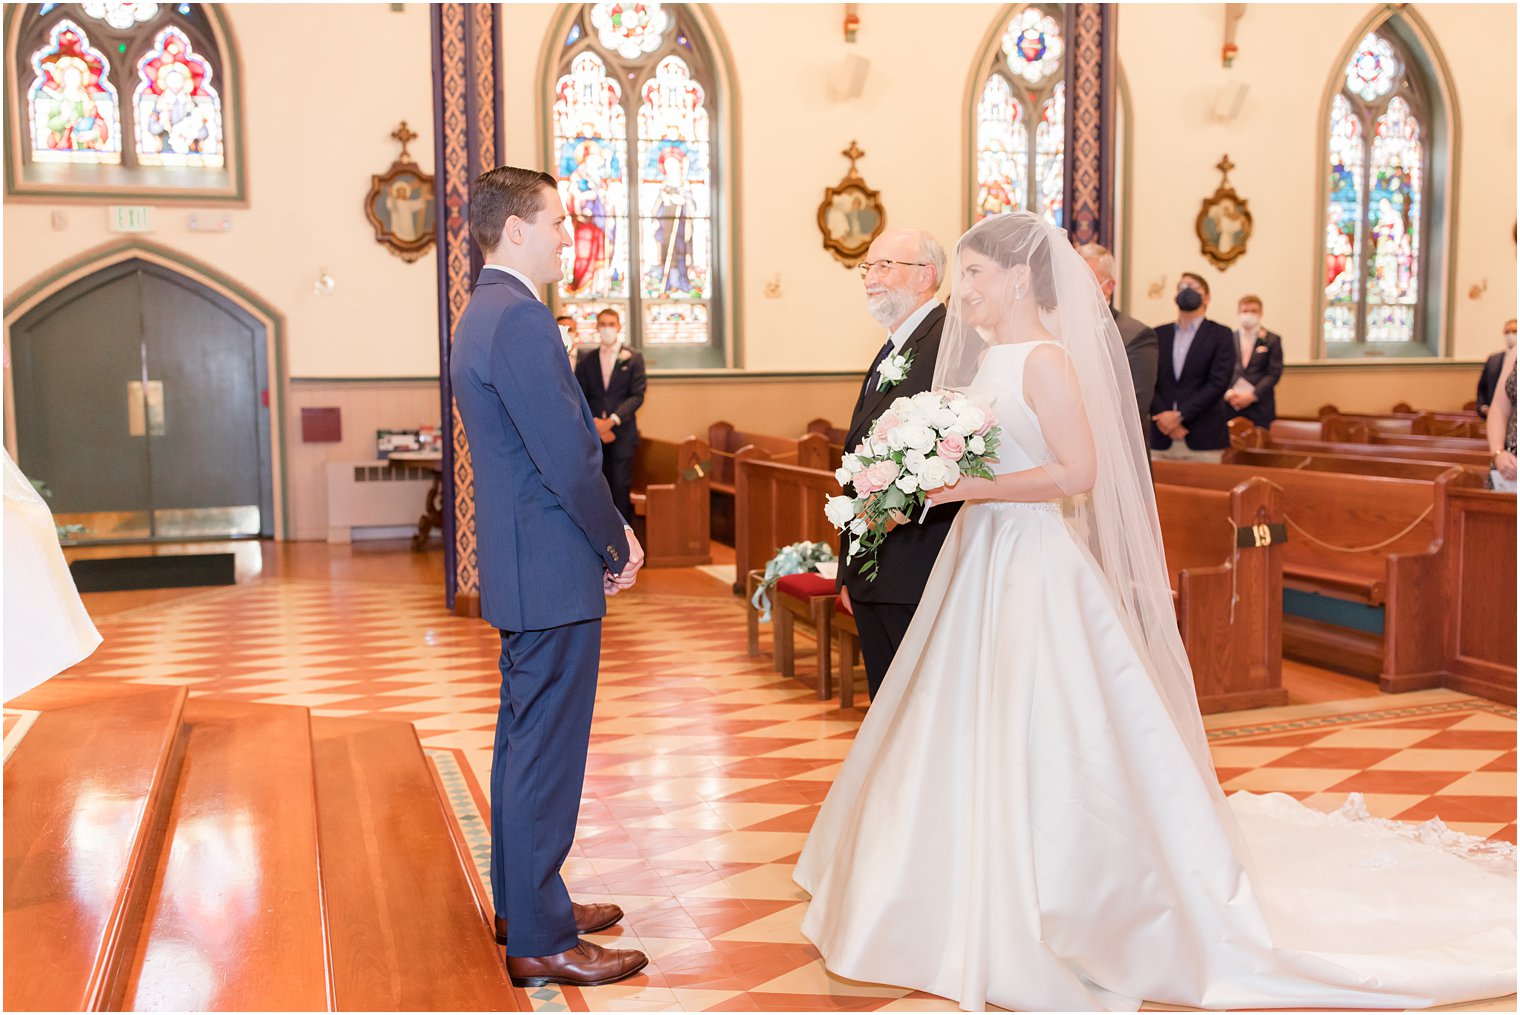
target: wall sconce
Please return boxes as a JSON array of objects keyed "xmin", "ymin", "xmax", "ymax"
[
  {"xmin": 1147, "ymin": 276, "xmax": 1168, "ymax": 300},
  {"xmin": 1469, "ymin": 278, "xmax": 1489, "ymax": 300},
  {"xmin": 314, "ymin": 269, "xmax": 336, "ymax": 296},
  {"xmin": 843, "ymin": 3, "xmax": 859, "ymax": 42}
]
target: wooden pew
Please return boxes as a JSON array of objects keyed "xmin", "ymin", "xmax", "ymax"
[
  {"xmin": 1236, "ymin": 423, "xmax": 1491, "ymax": 470},
  {"xmin": 707, "ymin": 422, "xmax": 830, "ymax": 544},
  {"xmin": 1152, "ymin": 460, "xmax": 1487, "ymax": 692},
  {"xmin": 1223, "ymin": 447, "xmax": 1463, "ymax": 482},
  {"xmin": 806, "ymin": 417, "xmax": 848, "ymax": 470},
  {"xmin": 1155, "ymin": 477, "xmax": 1287, "ymax": 713},
  {"xmin": 1392, "ymin": 485, "xmax": 1515, "ymax": 703},
  {"xmin": 629, "ymin": 435, "xmax": 712, "ymax": 567},
  {"xmin": 733, "ymin": 456, "xmax": 841, "ymax": 596}
]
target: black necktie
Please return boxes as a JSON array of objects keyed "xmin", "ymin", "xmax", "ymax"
[{"xmin": 866, "ymin": 338, "xmax": 895, "ymax": 385}]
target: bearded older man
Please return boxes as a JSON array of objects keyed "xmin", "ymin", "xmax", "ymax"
[{"xmin": 837, "ymin": 229, "xmax": 961, "ymax": 700}]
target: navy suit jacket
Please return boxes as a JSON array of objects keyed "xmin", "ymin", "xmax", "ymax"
[
  {"xmin": 1229, "ymin": 328, "xmax": 1285, "ymax": 428},
  {"xmin": 1151, "ymin": 318, "xmax": 1237, "ymax": 451},
  {"xmin": 1478, "ymin": 351, "xmax": 1506, "ymax": 417},
  {"xmin": 450, "ymin": 269, "xmax": 630, "ymax": 632},
  {"xmin": 574, "ymin": 346, "xmax": 646, "ymax": 443}
]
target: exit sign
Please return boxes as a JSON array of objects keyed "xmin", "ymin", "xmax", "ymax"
[{"xmin": 107, "ymin": 205, "xmax": 154, "ymax": 233}]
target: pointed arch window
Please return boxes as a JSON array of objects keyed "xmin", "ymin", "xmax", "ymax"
[
  {"xmin": 7, "ymin": 3, "xmax": 242, "ymax": 200},
  {"xmin": 1320, "ymin": 20, "xmax": 1447, "ymax": 356},
  {"xmin": 974, "ymin": 4, "xmax": 1065, "ymax": 227},
  {"xmin": 550, "ymin": 3, "xmax": 725, "ymax": 368}
]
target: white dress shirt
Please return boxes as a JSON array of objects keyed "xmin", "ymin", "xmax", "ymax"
[{"xmin": 877, "ymin": 300, "xmax": 943, "ymax": 384}]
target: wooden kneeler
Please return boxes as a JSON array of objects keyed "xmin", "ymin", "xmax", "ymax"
[
  {"xmin": 831, "ymin": 593, "xmax": 864, "ymax": 710},
  {"xmin": 772, "ymin": 572, "xmax": 837, "ymax": 699}
]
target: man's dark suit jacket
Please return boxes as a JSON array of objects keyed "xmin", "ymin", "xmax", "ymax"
[
  {"xmin": 1113, "ymin": 307, "xmax": 1158, "ymax": 444},
  {"xmin": 1228, "ymin": 328, "xmax": 1285, "ymax": 428},
  {"xmin": 449, "ymin": 269, "xmax": 628, "ymax": 632},
  {"xmin": 840, "ymin": 305, "xmax": 960, "ymax": 605},
  {"xmin": 575, "ymin": 345, "xmax": 647, "ymax": 441},
  {"xmin": 1479, "ymin": 351, "xmax": 1507, "ymax": 417},
  {"xmin": 1150, "ymin": 318, "xmax": 1237, "ymax": 452}
]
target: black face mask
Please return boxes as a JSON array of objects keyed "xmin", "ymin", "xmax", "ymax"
[{"xmin": 1175, "ymin": 288, "xmax": 1203, "ymax": 312}]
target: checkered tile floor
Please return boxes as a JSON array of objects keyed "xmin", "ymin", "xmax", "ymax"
[{"xmin": 62, "ymin": 577, "xmax": 1515, "ymax": 1012}]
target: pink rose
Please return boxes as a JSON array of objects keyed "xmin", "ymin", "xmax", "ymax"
[
  {"xmin": 852, "ymin": 469, "xmax": 882, "ymax": 494},
  {"xmin": 872, "ymin": 412, "xmax": 901, "ymax": 443},
  {"xmin": 861, "ymin": 459, "xmax": 900, "ymax": 494},
  {"xmin": 936, "ymin": 435, "xmax": 966, "ymax": 461},
  {"xmin": 976, "ymin": 411, "xmax": 997, "ymax": 436}
]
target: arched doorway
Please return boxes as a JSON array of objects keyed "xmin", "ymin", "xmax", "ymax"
[{"xmin": 8, "ymin": 258, "xmax": 274, "ymax": 543}]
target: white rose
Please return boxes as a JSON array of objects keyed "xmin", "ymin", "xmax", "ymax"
[
  {"xmin": 871, "ymin": 439, "xmax": 890, "ymax": 457},
  {"xmin": 889, "ymin": 396, "xmax": 914, "ymax": 416},
  {"xmin": 911, "ymin": 390, "xmax": 941, "ymax": 415},
  {"xmin": 903, "ymin": 449, "xmax": 927, "ymax": 470},
  {"xmin": 948, "ymin": 395, "xmax": 970, "ymax": 414},
  {"xmin": 842, "ymin": 453, "xmax": 864, "ymax": 475},
  {"xmin": 825, "ymin": 495, "xmax": 857, "ymax": 529},
  {"xmin": 968, "ymin": 434, "xmax": 986, "ymax": 456},
  {"xmin": 895, "ymin": 474, "xmax": 920, "ymax": 495},
  {"xmin": 955, "ymin": 406, "xmax": 986, "ymax": 435},
  {"xmin": 835, "ymin": 467, "xmax": 852, "ymax": 486},
  {"xmin": 849, "ymin": 516, "xmax": 869, "ymax": 535},
  {"xmin": 916, "ymin": 457, "xmax": 950, "ymax": 489},
  {"xmin": 885, "ymin": 426, "xmax": 908, "ymax": 451},
  {"xmin": 878, "ymin": 357, "xmax": 906, "ymax": 383},
  {"xmin": 940, "ymin": 458, "xmax": 963, "ymax": 485},
  {"xmin": 896, "ymin": 423, "xmax": 936, "ymax": 454},
  {"xmin": 930, "ymin": 405, "xmax": 959, "ymax": 432}
]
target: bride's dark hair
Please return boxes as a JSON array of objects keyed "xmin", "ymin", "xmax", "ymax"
[{"xmin": 958, "ymin": 213, "xmax": 1058, "ymax": 310}]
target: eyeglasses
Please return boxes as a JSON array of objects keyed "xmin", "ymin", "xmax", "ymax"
[{"xmin": 858, "ymin": 259, "xmax": 931, "ymax": 279}]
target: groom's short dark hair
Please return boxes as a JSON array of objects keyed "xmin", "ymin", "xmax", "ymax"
[{"xmin": 471, "ymin": 165, "xmax": 557, "ymax": 253}]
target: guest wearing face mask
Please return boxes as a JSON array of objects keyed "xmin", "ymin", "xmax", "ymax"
[
  {"xmin": 1150, "ymin": 272, "xmax": 1236, "ymax": 463},
  {"xmin": 1477, "ymin": 319, "xmax": 1517, "ymax": 419},
  {"xmin": 1224, "ymin": 294, "xmax": 1284, "ymax": 429},
  {"xmin": 574, "ymin": 307, "xmax": 646, "ymax": 521}
]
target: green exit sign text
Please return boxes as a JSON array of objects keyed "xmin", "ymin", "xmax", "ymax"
[{"xmin": 107, "ymin": 205, "xmax": 155, "ymax": 233}]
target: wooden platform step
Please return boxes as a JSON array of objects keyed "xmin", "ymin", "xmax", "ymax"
[
  {"xmin": 123, "ymin": 699, "xmax": 330, "ymax": 1012},
  {"xmin": 4, "ymin": 680, "xmax": 187, "ymax": 1013},
  {"xmin": 312, "ymin": 717, "xmax": 516, "ymax": 1012}
]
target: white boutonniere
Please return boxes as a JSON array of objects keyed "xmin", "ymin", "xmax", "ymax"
[{"xmin": 876, "ymin": 349, "xmax": 914, "ymax": 393}]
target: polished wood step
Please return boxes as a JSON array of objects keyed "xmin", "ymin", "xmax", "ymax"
[
  {"xmin": 4, "ymin": 680, "xmax": 187, "ymax": 1012},
  {"xmin": 311, "ymin": 717, "xmax": 518, "ymax": 1011},
  {"xmin": 123, "ymin": 700, "xmax": 330, "ymax": 1012}
]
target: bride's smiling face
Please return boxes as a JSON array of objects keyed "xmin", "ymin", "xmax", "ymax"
[{"xmin": 957, "ymin": 250, "xmax": 1011, "ymax": 330}]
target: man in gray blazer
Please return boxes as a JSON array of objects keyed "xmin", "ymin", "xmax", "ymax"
[
  {"xmin": 450, "ymin": 165, "xmax": 648, "ymax": 989},
  {"xmin": 1079, "ymin": 244, "xmax": 1158, "ymax": 445}
]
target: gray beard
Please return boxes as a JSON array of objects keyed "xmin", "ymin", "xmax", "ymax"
[{"xmin": 866, "ymin": 290, "xmax": 916, "ymax": 328}]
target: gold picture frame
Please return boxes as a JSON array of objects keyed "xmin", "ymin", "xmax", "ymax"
[
  {"xmin": 364, "ymin": 121, "xmax": 436, "ymax": 264},
  {"xmin": 1196, "ymin": 154, "xmax": 1253, "ymax": 272},
  {"xmin": 817, "ymin": 140, "xmax": 885, "ymax": 268}
]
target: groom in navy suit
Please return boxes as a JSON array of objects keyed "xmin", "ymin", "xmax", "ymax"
[{"xmin": 450, "ymin": 166, "xmax": 649, "ymax": 988}]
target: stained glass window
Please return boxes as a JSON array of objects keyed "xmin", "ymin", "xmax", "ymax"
[
  {"xmin": 551, "ymin": 5, "xmax": 722, "ymax": 360},
  {"xmin": 1319, "ymin": 22, "xmax": 1434, "ymax": 351},
  {"xmin": 27, "ymin": 19, "xmax": 122, "ymax": 164},
  {"xmin": 133, "ymin": 25, "xmax": 222, "ymax": 167},
  {"xmin": 13, "ymin": 3, "xmax": 235, "ymax": 192},
  {"xmin": 974, "ymin": 5, "xmax": 1064, "ymax": 227}
]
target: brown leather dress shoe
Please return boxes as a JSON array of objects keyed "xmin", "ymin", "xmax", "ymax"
[
  {"xmin": 492, "ymin": 901, "xmax": 625, "ymax": 944},
  {"xmin": 505, "ymin": 939, "xmax": 648, "ymax": 988}
]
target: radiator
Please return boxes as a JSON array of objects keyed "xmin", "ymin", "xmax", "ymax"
[{"xmin": 325, "ymin": 460, "xmax": 435, "ymax": 543}]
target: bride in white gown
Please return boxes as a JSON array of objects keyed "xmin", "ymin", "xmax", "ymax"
[{"xmin": 792, "ymin": 212, "xmax": 1516, "ymax": 1012}]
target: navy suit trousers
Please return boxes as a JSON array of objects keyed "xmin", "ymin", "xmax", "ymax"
[{"xmin": 491, "ymin": 618, "xmax": 602, "ymax": 956}]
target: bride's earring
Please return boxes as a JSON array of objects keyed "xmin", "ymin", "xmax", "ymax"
[{"xmin": 1013, "ymin": 280, "xmax": 1028, "ymax": 300}]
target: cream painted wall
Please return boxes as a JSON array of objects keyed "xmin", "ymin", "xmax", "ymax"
[
  {"xmin": 1117, "ymin": 3, "xmax": 1517, "ymax": 364},
  {"xmin": 2, "ymin": 3, "xmax": 440, "ymax": 379}
]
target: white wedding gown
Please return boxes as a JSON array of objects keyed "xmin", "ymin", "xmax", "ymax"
[{"xmin": 794, "ymin": 342, "xmax": 1516, "ymax": 1012}]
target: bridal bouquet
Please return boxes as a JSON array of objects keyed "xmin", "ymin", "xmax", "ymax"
[{"xmin": 824, "ymin": 390, "xmax": 1001, "ymax": 580}]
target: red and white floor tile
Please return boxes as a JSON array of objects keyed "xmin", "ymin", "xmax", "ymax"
[{"xmin": 65, "ymin": 573, "xmax": 1515, "ymax": 1012}]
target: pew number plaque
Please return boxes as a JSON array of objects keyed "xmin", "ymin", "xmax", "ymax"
[{"xmin": 1236, "ymin": 522, "xmax": 1288, "ymax": 549}]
